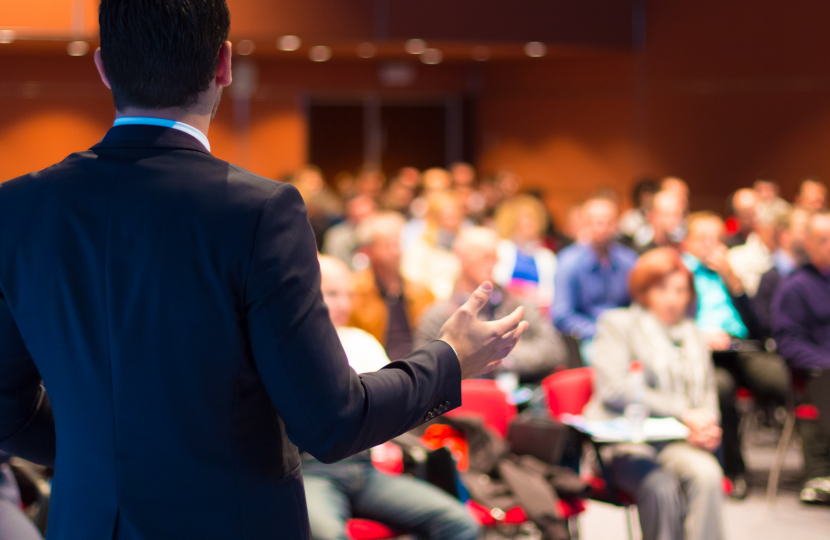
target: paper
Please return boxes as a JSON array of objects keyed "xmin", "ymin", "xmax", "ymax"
[{"xmin": 560, "ymin": 414, "xmax": 690, "ymax": 442}]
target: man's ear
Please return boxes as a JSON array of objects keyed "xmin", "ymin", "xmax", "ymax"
[
  {"xmin": 216, "ymin": 41, "xmax": 232, "ymax": 87},
  {"xmin": 94, "ymin": 48, "xmax": 112, "ymax": 90}
]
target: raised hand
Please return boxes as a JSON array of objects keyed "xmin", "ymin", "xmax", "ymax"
[{"xmin": 438, "ymin": 282, "xmax": 530, "ymax": 379}]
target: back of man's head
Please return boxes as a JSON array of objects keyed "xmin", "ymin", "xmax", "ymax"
[{"xmin": 99, "ymin": 0, "xmax": 231, "ymax": 111}]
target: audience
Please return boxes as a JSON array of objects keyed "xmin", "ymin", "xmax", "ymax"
[
  {"xmin": 585, "ymin": 248, "xmax": 724, "ymax": 540},
  {"xmin": 402, "ymin": 190, "xmax": 466, "ymax": 301},
  {"xmin": 619, "ymin": 178, "xmax": 659, "ymax": 241},
  {"xmin": 303, "ymin": 255, "xmax": 480, "ymax": 540},
  {"xmin": 350, "ymin": 212, "xmax": 435, "ymax": 360},
  {"xmin": 753, "ymin": 178, "xmax": 791, "ymax": 225},
  {"xmin": 416, "ymin": 227, "xmax": 566, "ymax": 383},
  {"xmin": 493, "ymin": 195, "xmax": 558, "ymax": 312},
  {"xmin": 725, "ymin": 188, "xmax": 759, "ymax": 248},
  {"xmin": 773, "ymin": 210, "xmax": 830, "ymax": 505},
  {"xmin": 322, "ymin": 194, "xmax": 377, "ymax": 269},
  {"xmin": 552, "ymin": 195, "xmax": 638, "ymax": 359},
  {"xmin": 660, "ymin": 176, "xmax": 690, "ymax": 214},
  {"xmin": 681, "ymin": 212, "xmax": 787, "ymax": 497},
  {"xmin": 754, "ymin": 208, "xmax": 809, "ymax": 333},
  {"xmin": 795, "ymin": 178, "xmax": 827, "ymax": 212},
  {"xmin": 726, "ymin": 195, "xmax": 782, "ymax": 297},
  {"xmin": 624, "ymin": 189, "xmax": 686, "ymax": 254}
]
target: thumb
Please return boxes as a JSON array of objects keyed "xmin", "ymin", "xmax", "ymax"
[{"xmin": 461, "ymin": 281, "xmax": 493, "ymax": 317}]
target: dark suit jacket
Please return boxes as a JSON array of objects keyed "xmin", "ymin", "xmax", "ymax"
[
  {"xmin": 0, "ymin": 125, "xmax": 461, "ymax": 540},
  {"xmin": 754, "ymin": 266, "xmax": 782, "ymax": 338}
]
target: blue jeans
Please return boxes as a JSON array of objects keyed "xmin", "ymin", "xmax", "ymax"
[
  {"xmin": 0, "ymin": 463, "xmax": 43, "ymax": 540},
  {"xmin": 302, "ymin": 458, "xmax": 479, "ymax": 540}
]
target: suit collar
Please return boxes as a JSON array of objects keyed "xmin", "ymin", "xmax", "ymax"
[{"xmin": 92, "ymin": 125, "xmax": 212, "ymax": 156}]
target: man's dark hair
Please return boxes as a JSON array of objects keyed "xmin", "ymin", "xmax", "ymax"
[{"xmin": 99, "ymin": 0, "xmax": 231, "ymax": 111}]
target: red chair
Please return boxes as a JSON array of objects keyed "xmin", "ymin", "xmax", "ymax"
[
  {"xmin": 448, "ymin": 380, "xmax": 586, "ymax": 536},
  {"xmin": 542, "ymin": 367, "xmax": 595, "ymax": 418},
  {"xmin": 345, "ymin": 519, "xmax": 402, "ymax": 540},
  {"xmin": 445, "ymin": 379, "xmax": 517, "ymax": 437}
]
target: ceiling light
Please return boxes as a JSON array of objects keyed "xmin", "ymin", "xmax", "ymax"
[
  {"xmin": 67, "ymin": 41, "xmax": 89, "ymax": 56},
  {"xmin": 277, "ymin": 35, "xmax": 301, "ymax": 52},
  {"xmin": 471, "ymin": 46, "xmax": 490, "ymax": 62},
  {"xmin": 405, "ymin": 39, "xmax": 427, "ymax": 55},
  {"xmin": 524, "ymin": 42, "xmax": 547, "ymax": 58},
  {"xmin": 236, "ymin": 39, "xmax": 255, "ymax": 56},
  {"xmin": 0, "ymin": 30, "xmax": 15, "ymax": 44},
  {"xmin": 356, "ymin": 42, "xmax": 376, "ymax": 59},
  {"xmin": 420, "ymin": 48, "xmax": 442, "ymax": 65},
  {"xmin": 309, "ymin": 45, "xmax": 332, "ymax": 62}
]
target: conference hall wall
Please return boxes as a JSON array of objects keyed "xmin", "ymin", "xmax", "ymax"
[{"xmin": 3, "ymin": 0, "xmax": 830, "ymax": 224}]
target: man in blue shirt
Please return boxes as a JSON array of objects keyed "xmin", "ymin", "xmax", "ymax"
[
  {"xmin": 552, "ymin": 195, "xmax": 638, "ymax": 360},
  {"xmin": 682, "ymin": 211, "xmax": 787, "ymax": 498}
]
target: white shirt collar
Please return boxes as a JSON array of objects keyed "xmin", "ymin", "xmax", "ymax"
[{"xmin": 113, "ymin": 116, "xmax": 211, "ymax": 152}]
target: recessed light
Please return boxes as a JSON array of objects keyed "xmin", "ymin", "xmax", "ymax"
[
  {"xmin": 421, "ymin": 48, "xmax": 442, "ymax": 65},
  {"xmin": 67, "ymin": 41, "xmax": 89, "ymax": 56},
  {"xmin": 524, "ymin": 42, "xmax": 547, "ymax": 58},
  {"xmin": 405, "ymin": 39, "xmax": 427, "ymax": 55},
  {"xmin": 236, "ymin": 40, "xmax": 255, "ymax": 56},
  {"xmin": 277, "ymin": 35, "xmax": 301, "ymax": 52},
  {"xmin": 309, "ymin": 45, "xmax": 331, "ymax": 62},
  {"xmin": 357, "ymin": 42, "xmax": 376, "ymax": 59}
]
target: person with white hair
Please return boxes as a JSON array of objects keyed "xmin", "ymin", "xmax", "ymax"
[
  {"xmin": 416, "ymin": 228, "xmax": 566, "ymax": 383},
  {"xmin": 350, "ymin": 212, "xmax": 435, "ymax": 360},
  {"xmin": 302, "ymin": 255, "xmax": 480, "ymax": 540}
]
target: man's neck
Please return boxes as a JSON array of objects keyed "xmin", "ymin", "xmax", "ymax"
[
  {"xmin": 116, "ymin": 107, "xmax": 212, "ymax": 137},
  {"xmin": 591, "ymin": 242, "xmax": 611, "ymax": 262}
]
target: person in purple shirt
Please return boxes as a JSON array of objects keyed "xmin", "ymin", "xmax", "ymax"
[
  {"xmin": 773, "ymin": 209, "xmax": 830, "ymax": 505},
  {"xmin": 552, "ymin": 195, "xmax": 638, "ymax": 361}
]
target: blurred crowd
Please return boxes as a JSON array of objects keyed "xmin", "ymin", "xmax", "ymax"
[{"xmin": 292, "ymin": 163, "xmax": 830, "ymax": 540}]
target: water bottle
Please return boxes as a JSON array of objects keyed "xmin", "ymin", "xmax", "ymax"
[{"xmin": 624, "ymin": 361, "xmax": 648, "ymax": 443}]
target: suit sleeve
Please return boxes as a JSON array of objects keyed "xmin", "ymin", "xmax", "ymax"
[
  {"xmin": 0, "ymin": 291, "xmax": 56, "ymax": 466},
  {"xmin": 244, "ymin": 184, "xmax": 461, "ymax": 463}
]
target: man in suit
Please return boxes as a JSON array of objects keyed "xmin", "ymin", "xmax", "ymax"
[{"xmin": 0, "ymin": 2, "xmax": 528, "ymax": 539}]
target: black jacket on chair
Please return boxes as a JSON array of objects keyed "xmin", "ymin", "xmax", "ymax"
[{"xmin": 0, "ymin": 125, "xmax": 461, "ymax": 540}]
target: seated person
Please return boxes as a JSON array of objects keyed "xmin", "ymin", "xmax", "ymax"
[
  {"xmin": 302, "ymin": 256, "xmax": 479, "ymax": 540},
  {"xmin": 350, "ymin": 212, "xmax": 435, "ymax": 360},
  {"xmin": 754, "ymin": 207, "xmax": 809, "ymax": 333},
  {"xmin": 322, "ymin": 194, "xmax": 377, "ymax": 269},
  {"xmin": 681, "ymin": 211, "xmax": 787, "ymax": 497},
  {"xmin": 773, "ymin": 209, "xmax": 830, "ymax": 505},
  {"xmin": 552, "ymin": 195, "xmax": 638, "ymax": 359},
  {"xmin": 401, "ymin": 191, "xmax": 465, "ymax": 301},
  {"xmin": 493, "ymin": 195, "xmax": 557, "ymax": 313},
  {"xmin": 584, "ymin": 248, "xmax": 724, "ymax": 540},
  {"xmin": 416, "ymin": 227, "xmax": 566, "ymax": 384},
  {"xmin": 725, "ymin": 188, "xmax": 759, "ymax": 248},
  {"xmin": 623, "ymin": 189, "xmax": 686, "ymax": 254},
  {"xmin": 0, "ymin": 452, "xmax": 43, "ymax": 540}
]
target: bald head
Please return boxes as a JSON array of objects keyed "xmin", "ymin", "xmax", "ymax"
[
  {"xmin": 732, "ymin": 188, "xmax": 759, "ymax": 232},
  {"xmin": 797, "ymin": 179, "xmax": 827, "ymax": 212},
  {"xmin": 650, "ymin": 190, "xmax": 685, "ymax": 241},
  {"xmin": 454, "ymin": 227, "xmax": 499, "ymax": 293},
  {"xmin": 318, "ymin": 255, "xmax": 353, "ymax": 327}
]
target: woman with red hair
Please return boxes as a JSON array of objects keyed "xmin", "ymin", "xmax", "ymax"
[{"xmin": 584, "ymin": 247, "xmax": 724, "ymax": 540}]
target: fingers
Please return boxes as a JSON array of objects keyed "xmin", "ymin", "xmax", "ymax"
[
  {"xmin": 490, "ymin": 305, "xmax": 524, "ymax": 336},
  {"xmin": 460, "ymin": 282, "xmax": 493, "ymax": 317},
  {"xmin": 493, "ymin": 321, "xmax": 530, "ymax": 360}
]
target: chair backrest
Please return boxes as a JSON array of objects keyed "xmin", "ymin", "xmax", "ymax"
[
  {"xmin": 541, "ymin": 367, "xmax": 595, "ymax": 418},
  {"xmin": 445, "ymin": 379, "xmax": 517, "ymax": 437}
]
